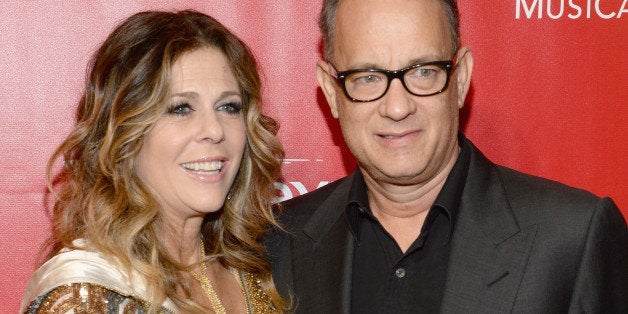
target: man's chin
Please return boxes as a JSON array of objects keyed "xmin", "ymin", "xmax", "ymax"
[{"xmin": 365, "ymin": 166, "xmax": 429, "ymax": 187}]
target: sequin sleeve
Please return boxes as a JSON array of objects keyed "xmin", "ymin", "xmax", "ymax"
[{"xmin": 23, "ymin": 282, "xmax": 160, "ymax": 313}]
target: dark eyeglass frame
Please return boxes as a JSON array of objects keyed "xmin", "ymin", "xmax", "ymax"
[{"xmin": 329, "ymin": 60, "xmax": 455, "ymax": 102}]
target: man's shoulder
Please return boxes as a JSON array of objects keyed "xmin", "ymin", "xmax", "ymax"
[
  {"xmin": 466, "ymin": 140, "xmax": 614, "ymax": 227},
  {"xmin": 496, "ymin": 165, "xmax": 600, "ymax": 206},
  {"xmin": 276, "ymin": 174, "xmax": 353, "ymax": 227},
  {"xmin": 285, "ymin": 175, "xmax": 349, "ymax": 205},
  {"xmin": 466, "ymin": 139, "xmax": 601, "ymax": 209},
  {"xmin": 490, "ymin": 164, "xmax": 617, "ymax": 228}
]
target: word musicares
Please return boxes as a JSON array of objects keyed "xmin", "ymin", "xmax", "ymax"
[{"xmin": 517, "ymin": 0, "xmax": 628, "ymax": 19}]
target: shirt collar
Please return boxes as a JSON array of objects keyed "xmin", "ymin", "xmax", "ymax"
[{"xmin": 345, "ymin": 132, "xmax": 472, "ymax": 242}]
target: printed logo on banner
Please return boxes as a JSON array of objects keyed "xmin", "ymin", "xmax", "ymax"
[
  {"xmin": 516, "ymin": 0, "xmax": 627, "ymax": 19},
  {"xmin": 274, "ymin": 181, "xmax": 330, "ymax": 203},
  {"xmin": 273, "ymin": 158, "xmax": 332, "ymax": 203}
]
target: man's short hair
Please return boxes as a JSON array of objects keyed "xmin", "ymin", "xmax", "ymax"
[{"xmin": 318, "ymin": 0, "xmax": 461, "ymax": 62}]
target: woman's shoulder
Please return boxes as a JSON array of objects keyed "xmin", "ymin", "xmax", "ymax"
[
  {"xmin": 21, "ymin": 245, "xmax": 130, "ymax": 306},
  {"xmin": 20, "ymin": 241, "xmax": 176, "ymax": 313},
  {"xmin": 23, "ymin": 282, "xmax": 172, "ymax": 313}
]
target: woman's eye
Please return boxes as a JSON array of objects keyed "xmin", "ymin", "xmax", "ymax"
[
  {"xmin": 167, "ymin": 103, "xmax": 193, "ymax": 116},
  {"xmin": 218, "ymin": 102, "xmax": 243, "ymax": 115}
]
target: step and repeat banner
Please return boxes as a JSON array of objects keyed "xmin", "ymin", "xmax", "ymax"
[{"xmin": 1, "ymin": 1, "xmax": 626, "ymax": 310}]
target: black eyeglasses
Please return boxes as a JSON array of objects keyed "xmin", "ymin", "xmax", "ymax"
[{"xmin": 329, "ymin": 60, "xmax": 455, "ymax": 102}]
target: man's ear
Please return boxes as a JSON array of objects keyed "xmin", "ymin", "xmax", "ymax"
[
  {"xmin": 316, "ymin": 60, "xmax": 340, "ymax": 118},
  {"xmin": 454, "ymin": 46, "xmax": 473, "ymax": 109}
]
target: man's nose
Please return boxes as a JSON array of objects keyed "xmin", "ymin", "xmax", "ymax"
[{"xmin": 378, "ymin": 78, "xmax": 417, "ymax": 121}]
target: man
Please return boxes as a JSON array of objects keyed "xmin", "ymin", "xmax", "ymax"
[{"xmin": 266, "ymin": 0, "xmax": 628, "ymax": 313}]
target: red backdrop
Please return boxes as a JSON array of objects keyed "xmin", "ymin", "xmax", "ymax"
[{"xmin": 1, "ymin": 1, "xmax": 626, "ymax": 311}]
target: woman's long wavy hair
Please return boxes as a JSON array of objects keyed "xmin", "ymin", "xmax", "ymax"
[{"xmin": 45, "ymin": 10, "xmax": 286, "ymax": 312}]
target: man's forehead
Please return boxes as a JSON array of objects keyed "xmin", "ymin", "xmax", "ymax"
[{"xmin": 332, "ymin": 0, "xmax": 451, "ymax": 68}]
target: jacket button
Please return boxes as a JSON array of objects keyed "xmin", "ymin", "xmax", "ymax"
[{"xmin": 395, "ymin": 268, "xmax": 406, "ymax": 278}]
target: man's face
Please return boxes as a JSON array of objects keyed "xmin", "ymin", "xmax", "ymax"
[{"xmin": 317, "ymin": 0, "xmax": 472, "ymax": 187}]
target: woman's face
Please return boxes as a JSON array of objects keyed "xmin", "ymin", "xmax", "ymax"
[{"xmin": 136, "ymin": 47, "xmax": 247, "ymax": 224}]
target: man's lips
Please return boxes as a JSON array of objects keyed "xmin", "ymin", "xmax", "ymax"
[{"xmin": 377, "ymin": 129, "xmax": 421, "ymax": 139}]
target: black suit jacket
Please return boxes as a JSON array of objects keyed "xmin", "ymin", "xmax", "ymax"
[{"xmin": 266, "ymin": 140, "xmax": 627, "ymax": 313}]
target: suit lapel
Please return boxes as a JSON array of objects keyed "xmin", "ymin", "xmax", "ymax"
[
  {"xmin": 291, "ymin": 177, "xmax": 354, "ymax": 313},
  {"xmin": 440, "ymin": 146, "xmax": 538, "ymax": 313},
  {"xmin": 286, "ymin": 142, "xmax": 538, "ymax": 312}
]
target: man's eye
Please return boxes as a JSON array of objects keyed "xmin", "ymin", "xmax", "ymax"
[
  {"xmin": 218, "ymin": 102, "xmax": 243, "ymax": 115},
  {"xmin": 167, "ymin": 103, "xmax": 192, "ymax": 116},
  {"xmin": 410, "ymin": 67, "xmax": 438, "ymax": 78},
  {"xmin": 353, "ymin": 74, "xmax": 382, "ymax": 85}
]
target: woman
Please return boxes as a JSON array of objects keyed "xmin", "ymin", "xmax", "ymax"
[{"xmin": 20, "ymin": 10, "xmax": 287, "ymax": 313}]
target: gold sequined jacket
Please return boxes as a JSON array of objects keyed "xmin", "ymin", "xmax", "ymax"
[{"xmin": 21, "ymin": 240, "xmax": 277, "ymax": 313}]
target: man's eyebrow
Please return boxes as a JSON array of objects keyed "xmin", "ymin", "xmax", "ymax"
[
  {"xmin": 346, "ymin": 56, "xmax": 447, "ymax": 71},
  {"xmin": 345, "ymin": 62, "xmax": 381, "ymax": 70},
  {"xmin": 406, "ymin": 56, "xmax": 448, "ymax": 65}
]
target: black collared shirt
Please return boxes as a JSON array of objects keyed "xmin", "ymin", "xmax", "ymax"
[{"xmin": 346, "ymin": 135, "xmax": 471, "ymax": 313}]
